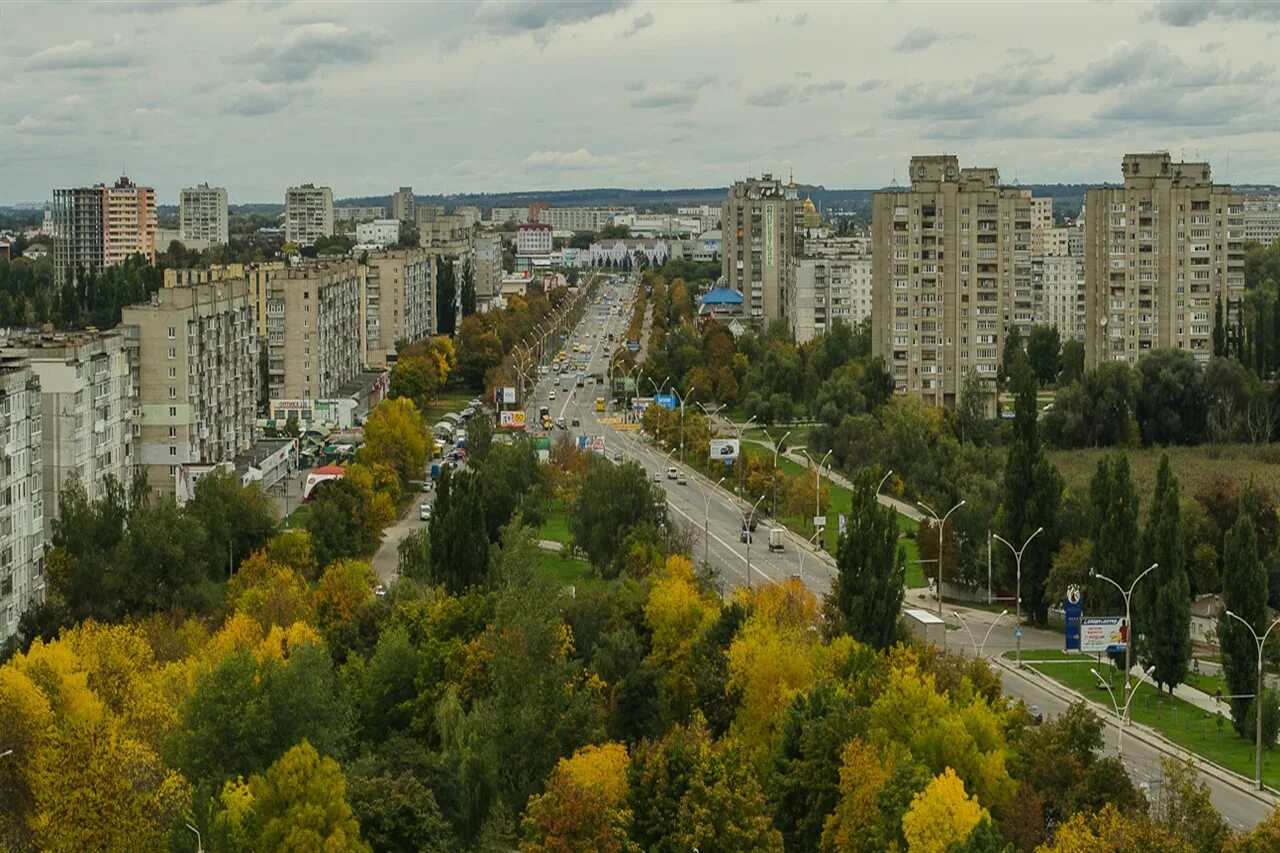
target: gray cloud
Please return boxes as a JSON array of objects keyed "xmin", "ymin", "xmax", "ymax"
[
  {"xmin": 1078, "ymin": 40, "xmax": 1248, "ymax": 92},
  {"xmin": 857, "ymin": 78, "xmax": 885, "ymax": 92},
  {"xmin": 1092, "ymin": 85, "xmax": 1270, "ymax": 130},
  {"xmin": 1200, "ymin": 41, "xmax": 1225, "ymax": 53},
  {"xmin": 1005, "ymin": 47, "xmax": 1054, "ymax": 67},
  {"xmin": 891, "ymin": 65, "xmax": 1068, "ymax": 120},
  {"xmin": 893, "ymin": 26, "xmax": 971, "ymax": 53},
  {"xmin": 744, "ymin": 84, "xmax": 795, "ymax": 107},
  {"xmin": 1149, "ymin": 0, "xmax": 1280, "ymax": 27},
  {"xmin": 627, "ymin": 77, "xmax": 714, "ymax": 110},
  {"xmin": 474, "ymin": 0, "xmax": 630, "ymax": 43},
  {"xmin": 27, "ymin": 36, "xmax": 143, "ymax": 71},
  {"xmin": 623, "ymin": 11, "xmax": 654, "ymax": 36},
  {"xmin": 225, "ymin": 83, "xmax": 298, "ymax": 116},
  {"xmin": 799, "ymin": 79, "xmax": 846, "ymax": 97},
  {"xmin": 250, "ymin": 22, "xmax": 382, "ymax": 83},
  {"xmin": 791, "ymin": 13, "xmax": 809, "ymax": 27}
]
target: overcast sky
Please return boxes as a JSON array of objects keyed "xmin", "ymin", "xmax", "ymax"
[{"xmin": 1, "ymin": 0, "xmax": 1277, "ymax": 204}]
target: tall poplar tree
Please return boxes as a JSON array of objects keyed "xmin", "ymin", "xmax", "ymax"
[
  {"xmin": 1219, "ymin": 514, "xmax": 1268, "ymax": 736},
  {"xmin": 1089, "ymin": 453, "xmax": 1140, "ymax": 615},
  {"xmin": 460, "ymin": 260, "xmax": 477, "ymax": 318},
  {"xmin": 827, "ymin": 469, "xmax": 905, "ymax": 649},
  {"xmin": 1140, "ymin": 455, "xmax": 1191, "ymax": 693},
  {"xmin": 437, "ymin": 258, "xmax": 457, "ymax": 335}
]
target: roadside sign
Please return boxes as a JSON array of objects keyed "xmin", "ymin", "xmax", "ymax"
[
  {"xmin": 1064, "ymin": 586, "xmax": 1083, "ymax": 651},
  {"xmin": 813, "ymin": 515, "xmax": 826, "ymax": 529},
  {"xmin": 501, "ymin": 386, "xmax": 516, "ymax": 404},
  {"xmin": 1015, "ymin": 627, "xmax": 1023, "ymax": 639},
  {"xmin": 654, "ymin": 393, "xmax": 677, "ymax": 410},
  {"xmin": 627, "ymin": 339, "xmax": 640, "ymax": 352},
  {"xmin": 709, "ymin": 438, "xmax": 740, "ymax": 461},
  {"xmin": 499, "ymin": 411, "xmax": 526, "ymax": 429},
  {"xmin": 1080, "ymin": 617, "xmax": 1127, "ymax": 653}
]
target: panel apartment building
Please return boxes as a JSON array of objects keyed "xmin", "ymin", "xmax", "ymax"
[
  {"xmin": 1, "ymin": 353, "xmax": 44, "ymax": 640},
  {"xmin": 265, "ymin": 261, "xmax": 363, "ymax": 400},
  {"xmin": 391, "ymin": 186, "xmax": 415, "ymax": 222},
  {"xmin": 1083, "ymin": 153, "xmax": 1244, "ymax": 367},
  {"xmin": 179, "ymin": 183, "xmax": 229, "ymax": 245},
  {"xmin": 121, "ymin": 280, "xmax": 258, "ymax": 497},
  {"xmin": 871, "ymin": 156, "xmax": 1033, "ymax": 407},
  {"xmin": 788, "ymin": 236, "xmax": 873, "ymax": 344},
  {"xmin": 1, "ymin": 328, "xmax": 134, "ymax": 520},
  {"xmin": 721, "ymin": 175, "xmax": 800, "ymax": 325},
  {"xmin": 52, "ymin": 175, "xmax": 157, "ymax": 285},
  {"xmin": 285, "ymin": 184, "xmax": 334, "ymax": 246},
  {"xmin": 364, "ymin": 249, "xmax": 433, "ymax": 368}
]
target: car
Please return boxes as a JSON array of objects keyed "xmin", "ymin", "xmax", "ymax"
[
  {"xmin": 374, "ymin": 583, "xmax": 387, "ymax": 597},
  {"xmin": 468, "ymin": 398, "xmax": 482, "ymax": 408},
  {"xmin": 740, "ymin": 526, "xmax": 753, "ymax": 544},
  {"xmin": 571, "ymin": 417, "xmax": 580, "ymax": 427},
  {"xmin": 667, "ymin": 467, "xmax": 678, "ymax": 480},
  {"xmin": 1029, "ymin": 705, "xmax": 1044, "ymax": 725},
  {"xmin": 555, "ymin": 417, "xmax": 566, "ymax": 429},
  {"xmin": 548, "ymin": 390, "xmax": 557, "ymax": 400},
  {"xmin": 419, "ymin": 503, "xmax": 432, "ymax": 521},
  {"xmin": 612, "ymin": 451, "xmax": 623, "ymax": 462},
  {"xmin": 677, "ymin": 474, "xmax": 687, "ymax": 486},
  {"xmin": 652, "ymin": 471, "xmax": 662, "ymax": 482}
]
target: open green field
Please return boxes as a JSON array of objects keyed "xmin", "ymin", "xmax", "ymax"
[
  {"xmin": 1030, "ymin": 659, "xmax": 1279, "ymax": 788},
  {"xmin": 1049, "ymin": 444, "xmax": 1280, "ymax": 498},
  {"xmin": 537, "ymin": 503, "xmax": 573, "ymax": 545},
  {"xmin": 1183, "ymin": 670, "xmax": 1229, "ymax": 699},
  {"xmin": 530, "ymin": 548, "xmax": 600, "ymax": 592}
]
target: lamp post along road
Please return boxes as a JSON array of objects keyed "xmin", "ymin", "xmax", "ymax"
[
  {"xmin": 952, "ymin": 609, "xmax": 1008, "ymax": 658},
  {"xmin": 743, "ymin": 494, "xmax": 765, "ymax": 589},
  {"xmin": 917, "ymin": 499, "xmax": 966, "ymax": 619},
  {"xmin": 693, "ymin": 476, "xmax": 726, "ymax": 567},
  {"xmin": 1224, "ymin": 610, "xmax": 1280, "ymax": 791},
  {"xmin": 671, "ymin": 384, "xmax": 697, "ymax": 466},
  {"xmin": 799, "ymin": 529, "xmax": 822, "ymax": 587},
  {"xmin": 802, "ymin": 449, "xmax": 833, "ymax": 535},
  {"xmin": 1092, "ymin": 562, "xmax": 1158, "ymax": 716},
  {"xmin": 763, "ymin": 429, "xmax": 791, "ymax": 519},
  {"xmin": 734, "ymin": 414, "xmax": 757, "ymax": 495},
  {"xmin": 1091, "ymin": 664, "xmax": 1157, "ymax": 759},
  {"xmin": 992, "ymin": 527, "xmax": 1043, "ymax": 668}
]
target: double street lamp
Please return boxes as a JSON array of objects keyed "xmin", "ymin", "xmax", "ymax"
[
  {"xmin": 952, "ymin": 609, "xmax": 1008, "ymax": 658},
  {"xmin": 670, "ymin": 383, "xmax": 697, "ymax": 466},
  {"xmin": 733, "ymin": 414, "xmax": 757, "ymax": 495},
  {"xmin": 1091, "ymin": 562, "xmax": 1158, "ymax": 713},
  {"xmin": 1092, "ymin": 664, "xmax": 1157, "ymax": 759},
  {"xmin": 763, "ymin": 429, "xmax": 791, "ymax": 519},
  {"xmin": 992, "ymin": 527, "xmax": 1044, "ymax": 668},
  {"xmin": 802, "ymin": 448, "xmax": 833, "ymax": 537},
  {"xmin": 741, "ymin": 494, "xmax": 766, "ymax": 590},
  {"xmin": 692, "ymin": 475, "xmax": 727, "ymax": 567},
  {"xmin": 1223, "ymin": 610, "xmax": 1280, "ymax": 791},
  {"xmin": 917, "ymin": 498, "xmax": 966, "ymax": 619}
]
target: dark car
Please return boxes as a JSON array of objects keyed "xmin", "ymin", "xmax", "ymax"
[{"xmin": 571, "ymin": 417, "xmax": 580, "ymax": 427}]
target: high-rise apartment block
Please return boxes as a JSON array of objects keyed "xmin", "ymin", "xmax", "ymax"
[
  {"xmin": 2, "ymin": 329, "xmax": 134, "ymax": 520},
  {"xmin": 264, "ymin": 260, "xmax": 363, "ymax": 400},
  {"xmin": 52, "ymin": 175, "xmax": 157, "ymax": 285},
  {"xmin": 0, "ymin": 353, "xmax": 45, "ymax": 640},
  {"xmin": 871, "ymin": 156, "xmax": 1033, "ymax": 406},
  {"xmin": 179, "ymin": 183, "xmax": 229, "ymax": 245},
  {"xmin": 1242, "ymin": 195, "xmax": 1280, "ymax": 247},
  {"xmin": 471, "ymin": 233, "xmax": 503, "ymax": 300},
  {"xmin": 165, "ymin": 261, "xmax": 287, "ymax": 338},
  {"xmin": 121, "ymin": 280, "xmax": 258, "ymax": 497},
  {"xmin": 285, "ymin": 184, "xmax": 334, "ymax": 246},
  {"xmin": 391, "ymin": 186, "xmax": 415, "ymax": 222},
  {"xmin": 1083, "ymin": 153, "xmax": 1244, "ymax": 366},
  {"xmin": 363, "ymin": 249, "xmax": 433, "ymax": 367},
  {"xmin": 787, "ymin": 237, "xmax": 873, "ymax": 343},
  {"xmin": 721, "ymin": 175, "xmax": 800, "ymax": 324},
  {"xmin": 1033, "ymin": 256, "xmax": 1086, "ymax": 342}
]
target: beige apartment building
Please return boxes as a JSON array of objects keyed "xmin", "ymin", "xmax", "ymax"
[
  {"xmin": 721, "ymin": 174, "xmax": 800, "ymax": 325},
  {"xmin": 471, "ymin": 232, "xmax": 503, "ymax": 299},
  {"xmin": 1242, "ymin": 195, "xmax": 1280, "ymax": 247},
  {"xmin": 363, "ymin": 249, "xmax": 433, "ymax": 367},
  {"xmin": 264, "ymin": 260, "xmax": 363, "ymax": 400},
  {"xmin": 165, "ymin": 261, "xmax": 287, "ymax": 338},
  {"xmin": 1, "ymin": 328, "xmax": 134, "ymax": 520},
  {"xmin": 1, "ymin": 353, "xmax": 45, "ymax": 640},
  {"xmin": 179, "ymin": 183, "xmax": 229, "ymax": 245},
  {"xmin": 391, "ymin": 186, "xmax": 415, "ymax": 222},
  {"xmin": 120, "ymin": 280, "xmax": 257, "ymax": 498},
  {"xmin": 871, "ymin": 156, "xmax": 1033, "ymax": 407},
  {"xmin": 285, "ymin": 184, "xmax": 334, "ymax": 246},
  {"xmin": 52, "ymin": 175, "xmax": 157, "ymax": 286},
  {"xmin": 1083, "ymin": 153, "xmax": 1245, "ymax": 367},
  {"xmin": 787, "ymin": 236, "xmax": 873, "ymax": 344},
  {"xmin": 1033, "ymin": 255, "xmax": 1086, "ymax": 342}
]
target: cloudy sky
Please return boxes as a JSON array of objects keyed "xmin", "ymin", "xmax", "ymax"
[{"xmin": 1, "ymin": 0, "xmax": 1277, "ymax": 204}]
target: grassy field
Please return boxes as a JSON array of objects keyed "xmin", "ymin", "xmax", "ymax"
[
  {"xmin": 1030, "ymin": 659, "xmax": 1278, "ymax": 788},
  {"xmin": 1049, "ymin": 444, "xmax": 1280, "ymax": 498},
  {"xmin": 421, "ymin": 389, "xmax": 479, "ymax": 425},
  {"xmin": 530, "ymin": 548, "xmax": 599, "ymax": 591},
  {"xmin": 283, "ymin": 502, "xmax": 312, "ymax": 530},
  {"xmin": 1184, "ymin": 670, "xmax": 1229, "ymax": 699},
  {"xmin": 537, "ymin": 503, "xmax": 573, "ymax": 545}
]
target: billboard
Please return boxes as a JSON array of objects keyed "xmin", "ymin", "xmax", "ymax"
[
  {"xmin": 1080, "ymin": 617, "xmax": 1127, "ymax": 653},
  {"xmin": 499, "ymin": 411, "xmax": 526, "ymax": 429},
  {"xmin": 501, "ymin": 386, "xmax": 516, "ymax": 405},
  {"xmin": 1064, "ymin": 587, "xmax": 1083, "ymax": 651},
  {"xmin": 577, "ymin": 434, "xmax": 606, "ymax": 455},
  {"xmin": 627, "ymin": 339, "xmax": 641, "ymax": 352},
  {"xmin": 709, "ymin": 438, "xmax": 740, "ymax": 461},
  {"xmin": 654, "ymin": 393, "xmax": 677, "ymax": 410}
]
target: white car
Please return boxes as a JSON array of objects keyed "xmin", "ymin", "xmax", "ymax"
[
  {"xmin": 667, "ymin": 467, "xmax": 678, "ymax": 480},
  {"xmin": 549, "ymin": 390, "xmax": 557, "ymax": 400},
  {"xmin": 419, "ymin": 503, "xmax": 432, "ymax": 521},
  {"xmin": 652, "ymin": 471, "xmax": 662, "ymax": 482}
]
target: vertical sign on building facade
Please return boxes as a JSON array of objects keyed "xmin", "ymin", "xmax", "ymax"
[{"xmin": 764, "ymin": 203, "xmax": 776, "ymax": 268}]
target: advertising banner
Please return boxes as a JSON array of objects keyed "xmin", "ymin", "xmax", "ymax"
[
  {"xmin": 499, "ymin": 411, "xmax": 526, "ymax": 429},
  {"xmin": 1080, "ymin": 617, "xmax": 1127, "ymax": 653},
  {"xmin": 1064, "ymin": 587, "xmax": 1083, "ymax": 652},
  {"xmin": 709, "ymin": 438, "xmax": 740, "ymax": 461},
  {"xmin": 501, "ymin": 386, "xmax": 516, "ymax": 405},
  {"xmin": 627, "ymin": 339, "xmax": 641, "ymax": 352},
  {"xmin": 654, "ymin": 393, "xmax": 677, "ymax": 410}
]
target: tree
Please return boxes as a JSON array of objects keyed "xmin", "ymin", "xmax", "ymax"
[
  {"xmin": 521, "ymin": 744, "xmax": 635, "ymax": 853},
  {"xmin": 827, "ymin": 469, "xmax": 905, "ymax": 648},
  {"xmin": 456, "ymin": 314, "xmax": 505, "ymax": 389},
  {"xmin": 999, "ymin": 324, "xmax": 1024, "ymax": 388},
  {"xmin": 1219, "ymin": 513, "xmax": 1268, "ymax": 736},
  {"xmin": 1027, "ymin": 324, "xmax": 1062, "ymax": 385},
  {"xmin": 389, "ymin": 355, "xmax": 441, "ymax": 413},
  {"xmin": 1140, "ymin": 455, "xmax": 1192, "ymax": 693},
  {"xmin": 361, "ymin": 397, "xmax": 429, "ymax": 483},
  {"xmin": 475, "ymin": 438, "xmax": 541, "ymax": 541},
  {"xmin": 820, "ymin": 739, "xmax": 894, "ymax": 853},
  {"xmin": 1089, "ymin": 454, "xmax": 1140, "ymax": 615},
  {"xmin": 996, "ymin": 363, "xmax": 1062, "ymax": 626},
  {"xmin": 185, "ymin": 468, "xmax": 280, "ymax": 569},
  {"xmin": 955, "ymin": 369, "xmax": 992, "ymax": 445},
  {"xmin": 227, "ymin": 551, "xmax": 314, "ymax": 630},
  {"xmin": 427, "ymin": 466, "xmax": 491, "ymax": 593},
  {"xmin": 347, "ymin": 770, "xmax": 452, "ymax": 853},
  {"xmin": 312, "ymin": 558, "xmax": 377, "ymax": 627},
  {"xmin": 437, "ymin": 257, "xmax": 457, "ymax": 335},
  {"xmin": 1137, "ymin": 348, "xmax": 1205, "ymax": 445},
  {"xmin": 466, "ymin": 407, "xmax": 494, "ymax": 466},
  {"xmin": 307, "ymin": 476, "xmax": 379, "ymax": 567},
  {"xmin": 1153, "ymin": 758, "xmax": 1229, "ymax": 853},
  {"xmin": 460, "ymin": 259, "xmax": 477, "ymax": 317},
  {"xmin": 673, "ymin": 746, "xmax": 784, "ymax": 853},
  {"xmin": 1060, "ymin": 339, "xmax": 1085, "ymax": 385},
  {"xmin": 569, "ymin": 457, "xmax": 663, "ymax": 572},
  {"xmin": 900, "ymin": 768, "xmax": 987, "ymax": 853}
]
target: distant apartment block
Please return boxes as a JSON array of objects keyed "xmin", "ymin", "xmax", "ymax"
[
  {"xmin": 265, "ymin": 260, "xmax": 363, "ymax": 400},
  {"xmin": 1083, "ymin": 153, "xmax": 1244, "ymax": 366},
  {"xmin": 677, "ymin": 204, "xmax": 722, "ymax": 232},
  {"xmin": 471, "ymin": 232, "xmax": 503, "ymax": 299},
  {"xmin": 454, "ymin": 206, "xmax": 482, "ymax": 229},
  {"xmin": 179, "ymin": 183, "xmax": 229, "ymax": 245},
  {"xmin": 52, "ymin": 175, "xmax": 157, "ymax": 285},
  {"xmin": 334, "ymin": 205, "xmax": 386, "ymax": 223},
  {"xmin": 1242, "ymin": 195, "xmax": 1280, "ymax": 246},
  {"xmin": 121, "ymin": 280, "xmax": 258, "ymax": 497},
  {"xmin": 363, "ymin": 248, "xmax": 433, "ymax": 367},
  {"xmin": 788, "ymin": 237, "xmax": 873, "ymax": 344},
  {"xmin": 285, "ymin": 184, "xmax": 334, "ymax": 245},
  {"xmin": 871, "ymin": 156, "xmax": 1033, "ymax": 407},
  {"xmin": 420, "ymin": 214, "xmax": 470, "ymax": 254},
  {"xmin": 415, "ymin": 204, "xmax": 446, "ymax": 224},
  {"xmin": 391, "ymin": 186, "xmax": 415, "ymax": 222},
  {"xmin": 0, "ymin": 352, "xmax": 45, "ymax": 640},
  {"xmin": 1033, "ymin": 255, "xmax": 1086, "ymax": 342},
  {"xmin": 722, "ymin": 174, "xmax": 801, "ymax": 324},
  {"xmin": 1, "ymin": 328, "xmax": 134, "ymax": 521},
  {"xmin": 516, "ymin": 222, "xmax": 553, "ymax": 256},
  {"xmin": 356, "ymin": 219, "xmax": 401, "ymax": 247}
]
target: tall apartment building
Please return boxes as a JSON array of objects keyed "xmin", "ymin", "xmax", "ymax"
[
  {"xmin": 1083, "ymin": 153, "xmax": 1244, "ymax": 367},
  {"xmin": 721, "ymin": 175, "xmax": 800, "ymax": 324},
  {"xmin": 471, "ymin": 232, "xmax": 503, "ymax": 299},
  {"xmin": 871, "ymin": 156, "xmax": 1033, "ymax": 407},
  {"xmin": 166, "ymin": 262, "xmax": 286, "ymax": 338},
  {"xmin": 179, "ymin": 183, "xmax": 229, "ymax": 245},
  {"xmin": 285, "ymin": 184, "xmax": 334, "ymax": 246},
  {"xmin": 121, "ymin": 280, "xmax": 258, "ymax": 497},
  {"xmin": 1032, "ymin": 255, "xmax": 1086, "ymax": 342},
  {"xmin": 265, "ymin": 260, "xmax": 363, "ymax": 400},
  {"xmin": 391, "ymin": 186, "xmax": 415, "ymax": 222},
  {"xmin": 364, "ymin": 249, "xmax": 433, "ymax": 367},
  {"xmin": 52, "ymin": 175, "xmax": 157, "ymax": 285},
  {"xmin": 1242, "ymin": 195, "xmax": 1280, "ymax": 246},
  {"xmin": 787, "ymin": 236, "xmax": 873, "ymax": 343},
  {"xmin": 1, "ymin": 353, "xmax": 45, "ymax": 640},
  {"xmin": 1, "ymin": 329, "xmax": 134, "ymax": 520}
]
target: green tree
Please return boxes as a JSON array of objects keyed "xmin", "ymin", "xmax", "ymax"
[
  {"xmin": 955, "ymin": 369, "xmax": 992, "ymax": 446},
  {"xmin": 1219, "ymin": 513, "xmax": 1268, "ymax": 735},
  {"xmin": 1140, "ymin": 455, "xmax": 1192, "ymax": 693},
  {"xmin": 460, "ymin": 259, "xmax": 477, "ymax": 317},
  {"xmin": 1060, "ymin": 339, "xmax": 1085, "ymax": 385},
  {"xmin": 437, "ymin": 257, "xmax": 457, "ymax": 335},
  {"xmin": 999, "ymin": 323, "xmax": 1024, "ymax": 387},
  {"xmin": 185, "ymin": 469, "xmax": 279, "ymax": 573},
  {"xmin": 361, "ymin": 397, "xmax": 429, "ymax": 483},
  {"xmin": 1027, "ymin": 324, "xmax": 1062, "ymax": 385},
  {"xmin": 1089, "ymin": 454, "xmax": 1140, "ymax": 615},
  {"xmin": 674, "ymin": 746, "xmax": 784, "ymax": 853},
  {"xmin": 347, "ymin": 769, "xmax": 452, "ymax": 853},
  {"xmin": 827, "ymin": 469, "xmax": 905, "ymax": 648},
  {"xmin": 1136, "ymin": 348, "xmax": 1205, "ymax": 445},
  {"xmin": 476, "ymin": 439, "xmax": 541, "ymax": 541},
  {"xmin": 307, "ymin": 476, "xmax": 379, "ymax": 567},
  {"xmin": 996, "ymin": 364, "xmax": 1062, "ymax": 626},
  {"xmin": 427, "ymin": 466, "xmax": 491, "ymax": 593},
  {"xmin": 570, "ymin": 457, "xmax": 663, "ymax": 572},
  {"xmin": 466, "ymin": 407, "xmax": 495, "ymax": 466}
]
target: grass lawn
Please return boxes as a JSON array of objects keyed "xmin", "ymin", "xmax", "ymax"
[
  {"xmin": 1031, "ymin": 659, "xmax": 1279, "ymax": 788},
  {"xmin": 283, "ymin": 502, "xmax": 312, "ymax": 530},
  {"xmin": 537, "ymin": 503, "xmax": 573, "ymax": 545},
  {"xmin": 1049, "ymin": 444, "xmax": 1280, "ymax": 499},
  {"xmin": 421, "ymin": 388, "xmax": 479, "ymax": 425},
  {"xmin": 1004, "ymin": 649, "xmax": 1093, "ymax": 662},
  {"xmin": 530, "ymin": 548, "xmax": 600, "ymax": 591},
  {"xmin": 1184, "ymin": 670, "xmax": 1229, "ymax": 699}
]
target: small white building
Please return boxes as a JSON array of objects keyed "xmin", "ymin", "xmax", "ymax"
[
  {"xmin": 356, "ymin": 219, "xmax": 401, "ymax": 247},
  {"xmin": 516, "ymin": 222, "xmax": 553, "ymax": 256}
]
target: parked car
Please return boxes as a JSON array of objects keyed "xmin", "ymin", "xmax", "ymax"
[{"xmin": 419, "ymin": 503, "xmax": 432, "ymax": 521}]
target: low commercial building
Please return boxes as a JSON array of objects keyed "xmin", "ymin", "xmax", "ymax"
[{"xmin": 1, "ymin": 353, "xmax": 45, "ymax": 640}]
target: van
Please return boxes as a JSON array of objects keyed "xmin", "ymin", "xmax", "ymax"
[{"xmin": 667, "ymin": 467, "xmax": 678, "ymax": 480}]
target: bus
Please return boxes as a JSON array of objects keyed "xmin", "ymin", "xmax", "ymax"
[{"xmin": 595, "ymin": 397, "xmax": 606, "ymax": 412}]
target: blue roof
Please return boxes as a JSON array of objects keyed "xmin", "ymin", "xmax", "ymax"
[{"xmin": 699, "ymin": 287, "xmax": 744, "ymax": 305}]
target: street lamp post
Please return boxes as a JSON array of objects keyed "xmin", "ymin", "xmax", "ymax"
[
  {"xmin": 917, "ymin": 499, "xmax": 966, "ymax": 619},
  {"xmin": 952, "ymin": 609, "xmax": 1008, "ymax": 658},
  {"xmin": 992, "ymin": 527, "xmax": 1044, "ymax": 668},
  {"xmin": 1091, "ymin": 664, "xmax": 1157, "ymax": 759},
  {"xmin": 693, "ymin": 476, "xmax": 727, "ymax": 567},
  {"xmin": 670, "ymin": 384, "xmax": 697, "ymax": 466},
  {"xmin": 1223, "ymin": 610, "xmax": 1280, "ymax": 790},
  {"xmin": 876, "ymin": 468, "xmax": 894, "ymax": 497},
  {"xmin": 802, "ymin": 449, "xmax": 833, "ymax": 535},
  {"xmin": 742, "ymin": 494, "xmax": 766, "ymax": 590},
  {"xmin": 185, "ymin": 823, "xmax": 204, "ymax": 853},
  {"xmin": 734, "ymin": 414, "xmax": 757, "ymax": 495},
  {"xmin": 799, "ymin": 528, "xmax": 822, "ymax": 588},
  {"xmin": 1091, "ymin": 562, "xmax": 1158, "ymax": 715},
  {"xmin": 763, "ymin": 429, "xmax": 791, "ymax": 519}
]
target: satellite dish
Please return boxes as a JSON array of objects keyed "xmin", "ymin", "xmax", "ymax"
[{"xmin": 1099, "ymin": 316, "xmax": 1107, "ymax": 326}]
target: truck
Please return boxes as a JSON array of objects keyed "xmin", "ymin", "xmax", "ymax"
[
  {"xmin": 903, "ymin": 609, "xmax": 946, "ymax": 646},
  {"xmin": 768, "ymin": 528, "xmax": 785, "ymax": 552}
]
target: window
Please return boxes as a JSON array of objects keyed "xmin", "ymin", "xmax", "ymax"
[
  {"xmin": 169, "ymin": 446, "xmax": 177, "ymax": 456},
  {"xmin": 169, "ymin": 427, "xmax": 177, "ymax": 438},
  {"xmin": 167, "ymin": 326, "xmax": 176, "ymax": 339},
  {"xmin": 168, "ymin": 406, "xmax": 177, "ymax": 417},
  {"xmin": 168, "ymin": 347, "xmax": 176, "ymax": 359},
  {"xmin": 169, "ymin": 387, "xmax": 177, "ymax": 399},
  {"xmin": 168, "ymin": 367, "xmax": 176, "ymax": 379}
]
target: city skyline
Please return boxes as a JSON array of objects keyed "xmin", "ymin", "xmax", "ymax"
[{"xmin": 1, "ymin": 0, "xmax": 1278, "ymax": 203}]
